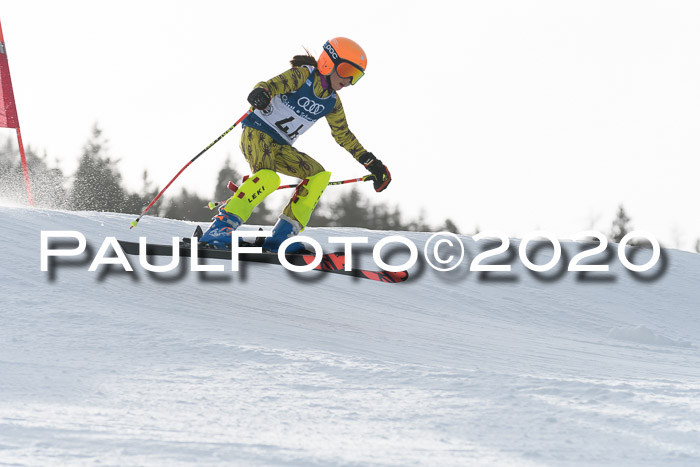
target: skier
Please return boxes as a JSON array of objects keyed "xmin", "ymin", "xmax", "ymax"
[{"xmin": 199, "ymin": 37, "xmax": 391, "ymax": 252}]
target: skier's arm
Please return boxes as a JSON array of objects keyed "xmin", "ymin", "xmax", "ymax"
[
  {"xmin": 256, "ymin": 67, "xmax": 310, "ymax": 97},
  {"xmin": 247, "ymin": 67, "xmax": 311, "ymax": 109},
  {"xmin": 326, "ymin": 98, "xmax": 368, "ymax": 160},
  {"xmin": 327, "ymin": 99, "xmax": 391, "ymax": 192}
]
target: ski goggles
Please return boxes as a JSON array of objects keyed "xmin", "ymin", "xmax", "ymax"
[
  {"xmin": 336, "ymin": 60, "xmax": 365, "ymax": 85},
  {"xmin": 323, "ymin": 41, "xmax": 365, "ymax": 85}
]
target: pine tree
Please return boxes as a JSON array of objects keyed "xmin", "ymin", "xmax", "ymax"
[
  {"xmin": 161, "ymin": 188, "xmax": 211, "ymax": 222},
  {"xmin": 0, "ymin": 137, "xmax": 27, "ymax": 203},
  {"xmin": 326, "ymin": 187, "xmax": 370, "ymax": 227},
  {"xmin": 307, "ymin": 197, "xmax": 332, "ymax": 227},
  {"xmin": 406, "ymin": 208, "xmax": 432, "ymax": 232},
  {"xmin": 123, "ymin": 170, "xmax": 159, "ymax": 215},
  {"xmin": 213, "ymin": 156, "xmax": 242, "ymax": 201},
  {"xmin": 70, "ymin": 124, "xmax": 127, "ymax": 212},
  {"xmin": 369, "ymin": 203, "xmax": 405, "ymax": 231},
  {"xmin": 25, "ymin": 146, "xmax": 69, "ymax": 209},
  {"xmin": 438, "ymin": 218, "xmax": 460, "ymax": 234},
  {"xmin": 0, "ymin": 137, "xmax": 68, "ymax": 207},
  {"xmin": 610, "ymin": 204, "xmax": 632, "ymax": 243}
]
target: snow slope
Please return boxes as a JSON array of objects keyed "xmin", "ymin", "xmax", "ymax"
[{"xmin": 1, "ymin": 205, "xmax": 700, "ymax": 466}]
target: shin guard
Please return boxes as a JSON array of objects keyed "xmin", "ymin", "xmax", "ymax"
[
  {"xmin": 223, "ymin": 169, "xmax": 281, "ymax": 222},
  {"xmin": 288, "ymin": 171, "xmax": 331, "ymax": 230}
]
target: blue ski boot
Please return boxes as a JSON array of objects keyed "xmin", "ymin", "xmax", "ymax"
[
  {"xmin": 262, "ymin": 216, "xmax": 306, "ymax": 254},
  {"xmin": 199, "ymin": 209, "xmax": 242, "ymax": 248}
]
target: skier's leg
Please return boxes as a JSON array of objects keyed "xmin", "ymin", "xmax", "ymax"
[
  {"xmin": 220, "ymin": 169, "xmax": 281, "ymax": 221},
  {"xmin": 262, "ymin": 146, "xmax": 331, "ymax": 253},
  {"xmin": 199, "ymin": 167, "xmax": 281, "ymax": 246},
  {"xmin": 240, "ymin": 126, "xmax": 279, "ymax": 173},
  {"xmin": 200, "ymin": 128, "xmax": 281, "ymax": 246},
  {"xmin": 285, "ymin": 170, "xmax": 332, "ymax": 230},
  {"xmin": 225, "ymin": 127, "xmax": 283, "ymax": 221}
]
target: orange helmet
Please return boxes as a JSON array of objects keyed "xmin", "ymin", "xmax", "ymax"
[{"xmin": 317, "ymin": 37, "xmax": 367, "ymax": 85}]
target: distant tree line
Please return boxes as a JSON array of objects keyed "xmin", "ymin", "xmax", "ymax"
[
  {"xmin": 3, "ymin": 125, "xmax": 699, "ymax": 249},
  {"xmin": 0, "ymin": 124, "xmax": 459, "ymax": 233}
]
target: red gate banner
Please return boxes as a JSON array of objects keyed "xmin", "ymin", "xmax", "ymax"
[
  {"xmin": 0, "ymin": 18, "xmax": 33, "ymax": 205},
  {"xmin": 0, "ymin": 22, "xmax": 20, "ymax": 128}
]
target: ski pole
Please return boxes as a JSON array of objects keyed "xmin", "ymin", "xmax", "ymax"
[
  {"xmin": 130, "ymin": 109, "xmax": 252, "ymax": 228},
  {"xmin": 206, "ymin": 175, "xmax": 374, "ymax": 210}
]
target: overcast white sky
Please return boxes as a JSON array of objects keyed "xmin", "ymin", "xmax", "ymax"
[{"xmin": 2, "ymin": 0, "xmax": 699, "ymax": 250}]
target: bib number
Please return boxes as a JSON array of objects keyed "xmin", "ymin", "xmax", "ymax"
[{"xmin": 275, "ymin": 117, "xmax": 304, "ymax": 141}]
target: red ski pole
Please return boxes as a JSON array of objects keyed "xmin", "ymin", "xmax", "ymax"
[{"xmin": 130, "ymin": 109, "xmax": 251, "ymax": 228}]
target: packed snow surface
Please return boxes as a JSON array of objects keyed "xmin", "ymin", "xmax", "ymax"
[{"xmin": 1, "ymin": 205, "xmax": 700, "ymax": 466}]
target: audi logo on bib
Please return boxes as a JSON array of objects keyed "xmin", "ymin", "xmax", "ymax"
[{"xmin": 297, "ymin": 97, "xmax": 325, "ymax": 115}]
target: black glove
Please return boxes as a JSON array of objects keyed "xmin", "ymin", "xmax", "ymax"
[
  {"xmin": 247, "ymin": 87, "xmax": 271, "ymax": 110},
  {"xmin": 358, "ymin": 152, "xmax": 391, "ymax": 192}
]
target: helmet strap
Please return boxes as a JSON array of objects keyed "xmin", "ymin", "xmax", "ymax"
[{"xmin": 319, "ymin": 70, "xmax": 331, "ymax": 92}]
